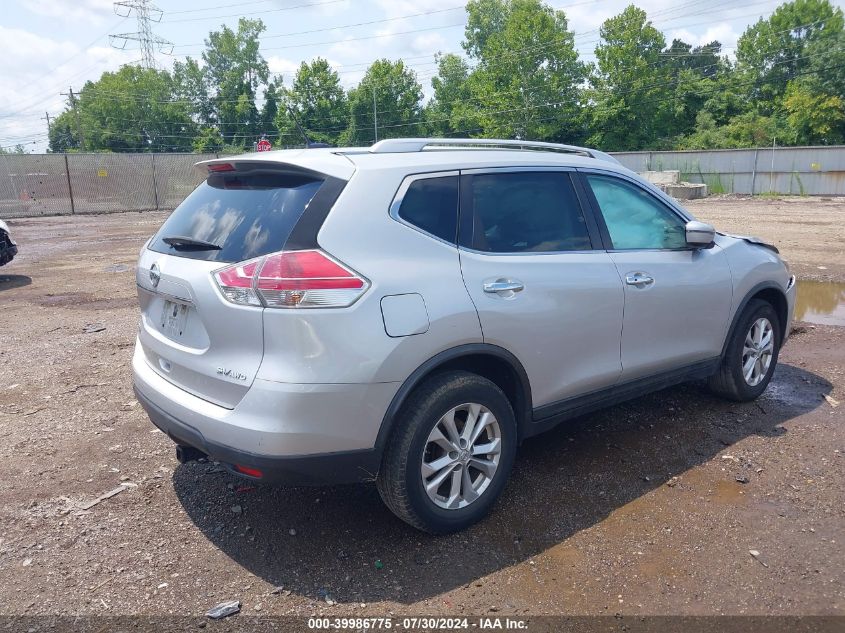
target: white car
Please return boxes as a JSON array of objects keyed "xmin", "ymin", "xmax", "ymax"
[{"xmin": 0, "ymin": 219, "xmax": 17, "ymax": 267}]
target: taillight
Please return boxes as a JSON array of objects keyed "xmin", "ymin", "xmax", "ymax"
[
  {"xmin": 213, "ymin": 249, "xmax": 368, "ymax": 309},
  {"xmin": 213, "ymin": 259, "xmax": 262, "ymax": 306}
]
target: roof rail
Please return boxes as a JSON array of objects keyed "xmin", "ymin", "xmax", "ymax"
[{"xmin": 368, "ymin": 138, "xmax": 620, "ymax": 164}]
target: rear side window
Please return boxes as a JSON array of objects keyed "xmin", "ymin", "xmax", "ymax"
[
  {"xmin": 149, "ymin": 171, "xmax": 324, "ymax": 262},
  {"xmin": 395, "ymin": 175, "xmax": 458, "ymax": 244},
  {"xmin": 462, "ymin": 172, "xmax": 591, "ymax": 253}
]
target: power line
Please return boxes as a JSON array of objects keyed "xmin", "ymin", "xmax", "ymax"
[{"xmin": 167, "ymin": 0, "xmax": 347, "ymax": 23}]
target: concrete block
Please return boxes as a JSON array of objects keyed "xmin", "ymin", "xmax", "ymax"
[
  {"xmin": 640, "ymin": 170, "xmax": 681, "ymax": 185},
  {"xmin": 664, "ymin": 183, "xmax": 709, "ymax": 200}
]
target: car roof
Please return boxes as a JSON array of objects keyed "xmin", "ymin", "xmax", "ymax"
[{"xmin": 197, "ymin": 138, "xmax": 635, "ymax": 181}]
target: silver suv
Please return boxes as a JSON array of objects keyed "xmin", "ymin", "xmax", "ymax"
[{"xmin": 133, "ymin": 138, "xmax": 796, "ymax": 533}]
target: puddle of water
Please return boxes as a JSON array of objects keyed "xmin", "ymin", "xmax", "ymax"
[{"xmin": 794, "ymin": 280, "xmax": 845, "ymax": 326}]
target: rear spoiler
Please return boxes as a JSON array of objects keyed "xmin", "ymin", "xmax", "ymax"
[{"xmin": 195, "ymin": 151, "xmax": 355, "ymax": 181}]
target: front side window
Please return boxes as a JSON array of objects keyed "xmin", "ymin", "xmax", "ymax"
[
  {"xmin": 585, "ymin": 175, "xmax": 687, "ymax": 250},
  {"xmin": 463, "ymin": 172, "xmax": 591, "ymax": 253},
  {"xmin": 396, "ymin": 175, "xmax": 458, "ymax": 244}
]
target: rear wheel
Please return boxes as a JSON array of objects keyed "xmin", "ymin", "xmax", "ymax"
[
  {"xmin": 377, "ymin": 371, "xmax": 517, "ymax": 534},
  {"xmin": 708, "ymin": 299, "xmax": 781, "ymax": 401}
]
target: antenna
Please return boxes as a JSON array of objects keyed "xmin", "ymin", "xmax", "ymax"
[
  {"xmin": 109, "ymin": 0, "xmax": 173, "ymax": 69},
  {"xmin": 284, "ymin": 104, "xmax": 330, "ymax": 149}
]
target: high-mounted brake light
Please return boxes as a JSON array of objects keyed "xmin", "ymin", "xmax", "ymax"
[
  {"xmin": 213, "ymin": 250, "xmax": 368, "ymax": 309},
  {"xmin": 207, "ymin": 162, "xmax": 236, "ymax": 172}
]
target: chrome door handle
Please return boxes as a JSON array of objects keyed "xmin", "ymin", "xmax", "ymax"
[
  {"xmin": 625, "ymin": 273, "xmax": 654, "ymax": 287},
  {"xmin": 483, "ymin": 280, "xmax": 525, "ymax": 294}
]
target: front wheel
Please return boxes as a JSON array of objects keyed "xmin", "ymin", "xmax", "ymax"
[
  {"xmin": 708, "ymin": 299, "xmax": 781, "ymax": 401},
  {"xmin": 377, "ymin": 371, "xmax": 517, "ymax": 534}
]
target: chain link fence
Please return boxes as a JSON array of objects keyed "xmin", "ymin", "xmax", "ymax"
[
  {"xmin": 0, "ymin": 153, "xmax": 216, "ymax": 219},
  {"xmin": 2, "ymin": 146, "xmax": 845, "ymax": 220}
]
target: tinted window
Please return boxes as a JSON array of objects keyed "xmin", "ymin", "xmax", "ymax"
[
  {"xmin": 464, "ymin": 172, "xmax": 591, "ymax": 253},
  {"xmin": 396, "ymin": 175, "xmax": 458, "ymax": 243},
  {"xmin": 586, "ymin": 175, "xmax": 687, "ymax": 250},
  {"xmin": 149, "ymin": 172, "xmax": 324, "ymax": 262}
]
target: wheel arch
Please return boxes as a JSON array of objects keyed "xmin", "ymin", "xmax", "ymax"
[
  {"xmin": 722, "ymin": 281, "xmax": 789, "ymax": 357},
  {"xmin": 375, "ymin": 344, "xmax": 533, "ymax": 456}
]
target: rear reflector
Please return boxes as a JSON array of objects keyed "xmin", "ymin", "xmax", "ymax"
[
  {"xmin": 213, "ymin": 249, "xmax": 368, "ymax": 309},
  {"xmin": 207, "ymin": 162, "xmax": 236, "ymax": 172},
  {"xmin": 234, "ymin": 464, "xmax": 263, "ymax": 478}
]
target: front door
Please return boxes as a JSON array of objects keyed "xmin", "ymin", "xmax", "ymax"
[
  {"xmin": 457, "ymin": 169, "xmax": 625, "ymax": 409},
  {"xmin": 581, "ymin": 172, "xmax": 733, "ymax": 381}
]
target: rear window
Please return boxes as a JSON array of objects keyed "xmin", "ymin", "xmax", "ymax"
[
  {"xmin": 149, "ymin": 171, "xmax": 324, "ymax": 262},
  {"xmin": 396, "ymin": 175, "xmax": 458, "ymax": 244}
]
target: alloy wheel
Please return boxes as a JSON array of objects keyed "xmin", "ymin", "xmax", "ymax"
[
  {"xmin": 420, "ymin": 403, "xmax": 502, "ymax": 510},
  {"xmin": 742, "ymin": 317, "xmax": 774, "ymax": 386}
]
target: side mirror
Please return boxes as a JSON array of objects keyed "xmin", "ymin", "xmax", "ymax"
[{"xmin": 685, "ymin": 220, "xmax": 716, "ymax": 247}]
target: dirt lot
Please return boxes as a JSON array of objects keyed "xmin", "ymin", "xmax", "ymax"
[{"xmin": 0, "ymin": 198, "xmax": 843, "ymax": 620}]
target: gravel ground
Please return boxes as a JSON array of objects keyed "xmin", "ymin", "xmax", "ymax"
[{"xmin": 0, "ymin": 198, "xmax": 843, "ymax": 619}]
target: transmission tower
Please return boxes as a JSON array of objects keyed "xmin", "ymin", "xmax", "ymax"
[{"xmin": 109, "ymin": 0, "xmax": 173, "ymax": 69}]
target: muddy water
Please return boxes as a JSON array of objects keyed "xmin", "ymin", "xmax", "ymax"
[{"xmin": 795, "ymin": 280, "xmax": 845, "ymax": 326}]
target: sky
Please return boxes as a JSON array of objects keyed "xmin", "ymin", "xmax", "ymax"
[{"xmin": 1, "ymin": 0, "xmax": 843, "ymax": 152}]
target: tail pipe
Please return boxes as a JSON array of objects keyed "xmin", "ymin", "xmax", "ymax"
[{"xmin": 175, "ymin": 444, "xmax": 206, "ymax": 464}]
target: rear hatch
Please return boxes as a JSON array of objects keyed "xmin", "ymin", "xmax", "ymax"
[{"xmin": 136, "ymin": 159, "xmax": 347, "ymax": 408}]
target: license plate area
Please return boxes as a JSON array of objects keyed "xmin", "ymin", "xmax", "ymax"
[{"xmin": 160, "ymin": 299, "xmax": 190, "ymax": 339}]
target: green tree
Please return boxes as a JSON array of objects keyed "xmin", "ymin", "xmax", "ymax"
[
  {"xmin": 736, "ymin": 0, "xmax": 844, "ymax": 107},
  {"xmin": 275, "ymin": 58, "xmax": 348, "ymax": 146},
  {"xmin": 425, "ymin": 53, "xmax": 472, "ymax": 136},
  {"xmin": 66, "ymin": 65, "xmax": 195, "ymax": 152},
  {"xmin": 589, "ymin": 5, "xmax": 670, "ymax": 150},
  {"xmin": 677, "ymin": 111, "xmax": 793, "ymax": 149},
  {"xmin": 202, "ymin": 18, "xmax": 270, "ymax": 146},
  {"xmin": 192, "ymin": 126, "xmax": 224, "ymax": 153},
  {"xmin": 343, "ymin": 60, "xmax": 423, "ymax": 145},
  {"xmin": 172, "ymin": 57, "xmax": 215, "ymax": 128},
  {"xmin": 259, "ymin": 78, "xmax": 281, "ymax": 141},
  {"xmin": 458, "ymin": 0, "xmax": 586, "ymax": 141},
  {"xmin": 784, "ymin": 80, "xmax": 844, "ymax": 144},
  {"xmin": 47, "ymin": 111, "xmax": 79, "ymax": 152},
  {"xmin": 659, "ymin": 40, "xmax": 731, "ymax": 141}
]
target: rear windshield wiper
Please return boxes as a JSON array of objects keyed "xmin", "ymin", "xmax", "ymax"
[{"xmin": 162, "ymin": 236, "xmax": 222, "ymax": 251}]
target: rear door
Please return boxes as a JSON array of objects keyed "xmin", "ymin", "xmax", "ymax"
[
  {"xmin": 579, "ymin": 171, "xmax": 733, "ymax": 381},
  {"xmin": 457, "ymin": 168, "xmax": 624, "ymax": 409},
  {"xmin": 136, "ymin": 166, "xmax": 330, "ymax": 408}
]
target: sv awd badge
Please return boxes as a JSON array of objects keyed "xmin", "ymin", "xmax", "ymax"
[{"xmin": 217, "ymin": 367, "xmax": 247, "ymax": 381}]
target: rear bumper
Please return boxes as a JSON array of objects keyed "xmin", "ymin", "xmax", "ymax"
[
  {"xmin": 135, "ymin": 384, "xmax": 379, "ymax": 485},
  {"xmin": 131, "ymin": 341, "xmax": 397, "ymax": 485}
]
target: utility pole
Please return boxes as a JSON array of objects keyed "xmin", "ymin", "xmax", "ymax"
[
  {"xmin": 60, "ymin": 87, "xmax": 85, "ymax": 150},
  {"xmin": 371, "ymin": 82, "xmax": 378, "ymax": 143},
  {"xmin": 41, "ymin": 111, "xmax": 51, "ymax": 135},
  {"xmin": 109, "ymin": 0, "xmax": 173, "ymax": 69}
]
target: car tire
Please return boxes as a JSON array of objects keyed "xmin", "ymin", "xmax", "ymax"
[
  {"xmin": 708, "ymin": 299, "xmax": 781, "ymax": 402},
  {"xmin": 377, "ymin": 371, "xmax": 517, "ymax": 534}
]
